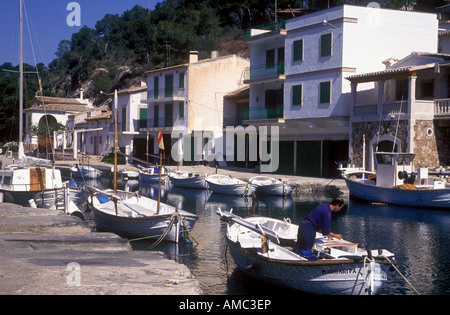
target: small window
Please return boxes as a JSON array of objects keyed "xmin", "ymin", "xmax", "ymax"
[
  {"xmin": 292, "ymin": 85, "xmax": 302, "ymax": 106},
  {"xmin": 179, "ymin": 72, "xmax": 185, "ymax": 89},
  {"xmin": 396, "ymin": 79, "xmax": 408, "ymax": 101},
  {"xmin": 154, "ymin": 77, "xmax": 159, "ymax": 99},
  {"xmin": 320, "ymin": 33, "xmax": 332, "ymax": 57},
  {"xmin": 266, "ymin": 49, "xmax": 275, "ymax": 69},
  {"xmin": 421, "ymin": 80, "xmax": 434, "ymax": 98},
  {"xmin": 293, "ymin": 39, "xmax": 303, "ymax": 62},
  {"xmin": 179, "ymin": 103, "xmax": 184, "ymax": 119},
  {"xmin": 319, "ymin": 81, "xmax": 331, "ymax": 104}
]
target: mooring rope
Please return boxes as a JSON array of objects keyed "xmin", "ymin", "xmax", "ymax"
[{"xmin": 383, "ymin": 255, "xmax": 420, "ymax": 295}]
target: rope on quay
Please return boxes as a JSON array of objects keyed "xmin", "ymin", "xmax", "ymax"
[
  {"xmin": 165, "ymin": 278, "xmax": 217, "ymax": 295},
  {"xmin": 383, "ymin": 255, "xmax": 421, "ymax": 295}
]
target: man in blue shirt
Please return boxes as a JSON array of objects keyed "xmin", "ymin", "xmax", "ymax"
[{"xmin": 296, "ymin": 198, "xmax": 344, "ymax": 259}]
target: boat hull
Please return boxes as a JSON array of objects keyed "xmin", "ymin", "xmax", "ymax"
[
  {"xmin": 206, "ymin": 181, "xmax": 255, "ymax": 196},
  {"xmin": 72, "ymin": 168, "xmax": 101, "ymax": 180},
  {"xmin": 227, "ymin": 239, "xmax": 390, "ymax": 295},
  {"xmin": 140, "ymin": 173, "xmax": 168, "ymax": 183},
  {"xmin": 91, "ymin": 206, "xmax": 198, "ymax": 242},
  {"xmin": 343, "ymin": 175, "xmax": 450, "ymax": 208},
  {"xmin": 1, "ymin": 190, "xmax": 41, "ymax": 207},
  {"xmin": 169, "ymin": 176, "xmax": 207, "ymax": 189}
]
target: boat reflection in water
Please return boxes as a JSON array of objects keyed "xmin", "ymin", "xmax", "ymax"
[{"xmin": 87, "ymin": 177, "xmax": 449, "ymax": 295}]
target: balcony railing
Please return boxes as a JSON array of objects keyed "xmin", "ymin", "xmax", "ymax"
[
  {"xmin": 435, "ymin": 98, "xmax": 450, "ymax": 117},
  {"xmin": 244, "ymin": 62, "xmax": 285, "ymax": 81},
  {"xmin": 147, "ymin": 88, "xmax": 186, "ymax": 100},
  {"xmin": 352, "ymin": 101, "xmax": 408, "ymax": 117},
  {"xmin": 147, "ymin": 117, "xmax": 174, "ymax": 129},
  {"xmin": 243, "ymin": 105, "xmax": 284, "ymax": 120},
  {"xmin": 109, "ymin": 120, "xmax": 140, "ymax": 133},
  {"xmin": 245, "ymin": 20, "xmax": 286, "ymax": 37}
]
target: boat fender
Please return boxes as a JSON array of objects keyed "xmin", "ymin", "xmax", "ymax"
[{"xmin": 366, "ymin": 249, "xmax": 373, "ymax": 260}]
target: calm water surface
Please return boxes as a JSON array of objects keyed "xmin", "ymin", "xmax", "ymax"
[{"xmin": 86, "ymin": 177, "xmax": 450, "ymax": 295}]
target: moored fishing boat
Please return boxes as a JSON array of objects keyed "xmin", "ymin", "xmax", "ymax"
[
  {"xmin": 341, "ymin": 152, "xmax": 450, "ymax": 208},
  {"xmin": 0, "ymin": 162, "xmax": 64, "ymax": 208},
  {"xmin": 140, "ymin": 166, "xmax": 168, "ymax": 183},
  {"xmin": 169, "ymin": 171, "xmax": 207, "ymax": 189},
  {"xmin": 205, "ymin": 174, "xmax": 255, "ymax": 196},
  {"xmin": 249, "ymin": 175, "xmax": 295, "ymax": 196},
  {"xmin": 88, "ymin": 188, "xmax": 198, "ymax": 242},
  {"xmin": 217, "ymin": 210, "xmax": 396, "ymax": 295},
  {"xmin": 70, "ymin": 165, "xmax": 101, "ymax": 180}
]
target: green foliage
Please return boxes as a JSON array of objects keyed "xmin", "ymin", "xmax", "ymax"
[
  {"xmin": 29, "ymin": 121, "xmax": 66, "ymax": 139},
  {"xmin": 101, "ymin": 153, "xmax": 126, "ymax": 165}
]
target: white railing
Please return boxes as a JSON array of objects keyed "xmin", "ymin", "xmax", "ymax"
[
  {"xmin": 434, "ymin": 98, "xmax": 450, "ymax": 117},
  {"xmin": 353, "ymin": 101, "xmax": 407, "ymax": 117}
]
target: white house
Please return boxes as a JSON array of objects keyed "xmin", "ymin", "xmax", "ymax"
[
  {"xmin": 144, "ymin": 52, "xmax": 249, "ymax": 165},
  {"xmin": 73, "ymin": 105, "xmax": 112, "ymax": 158},
  {"xmin": 347, "ymin": 51, "xmax": 450, "ymax": 171},
  {"xmin": 243, "ymin": 5, "xmax": 438, "ymax": 176},
  {"xmin": 24, "ymin": 96, "xmax": 91, "ymax": 153},
  {"xmin": 111, "ymin": 85, "xmax": 147, "ymax": 163}
]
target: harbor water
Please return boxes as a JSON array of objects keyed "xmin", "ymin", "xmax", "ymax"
[{"xmin": 83, "ymin": 177, "xmax": 450, "ymax": 295}]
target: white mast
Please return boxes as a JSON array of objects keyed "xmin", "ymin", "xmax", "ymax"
[{"xmin": 18, "ymin": 0, "xmax": 25, "ymax": 159}]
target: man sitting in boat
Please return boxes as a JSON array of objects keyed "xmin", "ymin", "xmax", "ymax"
[{"xmin": 296, "ymin": 198, "xmax": 344, "ymax": 260}]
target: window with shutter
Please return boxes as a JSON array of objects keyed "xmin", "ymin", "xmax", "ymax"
[
  {"xmin": 292, "ymin": 85, "xmax": 302, "ymax": 106},
  {"xmin": 320, "ymin": 33, "xmax": 332, "ymax": 57},
  {"xmin": 293, "ymin": 39, "xmax": 303, "ymax": 62},
  {"xmin": 319, "ymin": 81, "xmax": 331, "ymax": 104}
]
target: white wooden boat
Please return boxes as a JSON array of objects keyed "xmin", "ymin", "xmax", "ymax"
[
  {"xmin": 205, "ymin": 174, "xmax": 255, "ymax": 196},
  {"xmin": 140, "ymin": 166, "xmax": 168, "ymax": 183},
  {"xmin": 169, "ymin": 171, "xmax": 207, "ymax": 189},
  {"xmin": 88, "ymin": 187, "xmax": 198, "ymax": 243},
  {"xmin": 121, "ymin": 170, "xmax": 139, "ymax": 180},
  {"xmin": 248, "ymin": 176, "xmax": 295, "ymax": 196},
  {"xmin": 87, "ymin": 91, "xmax": 198, "ymax": 243},
  {"xmin": 70, "ymin": 165, "xmax": 101, "ymax": 180},
  {"xmin": 0, "ymin": 163, "xmax": 64, "ymax": 208},
  {"xmin": 342, "ymin": 152, "xmax": 450, "ymax": 208},
  {"xmin": 217, "ymin": 210, "xmax": 396, "ymax": 295}
]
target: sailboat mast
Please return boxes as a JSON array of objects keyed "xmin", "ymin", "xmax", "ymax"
[
  {"xmin": 18, "ymin": 0, "xmax": 25, "ymax": 159},
  {"xmin": 114, "ymin": 90, "xmax": 118, "ymax": 194}
]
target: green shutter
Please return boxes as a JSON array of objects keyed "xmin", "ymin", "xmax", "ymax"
[
  {"xmin": 154, "ymin": 105, "xmax": 159, "ymax": 127},
  {"xmin": 320, "ymin": 33, "xmax": 332, "ymax": 57},
  {"xmin": 179, "ymin": 103, "xmax": 184, "ymax": 118},
  {"xmin": 179, "ymin": 72, "xmax": 185, "ymax": 89},
  {"xmin": 292, "ymin": 85, "xmax": 302, "ymax": 106},
  {"xmin": 122, "ymin": 107, "xmax": 127, "ymax": 131},
  {"xmin": 266, "ymin": 49, "xmax": 275, "ymax": 69},
  {"xmin": 165, "ymin": 74, "xmax": 173, "ymax": 97},
  {"xmin": 293, "ymin": 39, "xmax": 303, "ymax": 61},
  {"xmin": 139, "ymin": 108, "xmax": 147, "ymax": 129},
  {"xmin": 154, "ymin": 77, "xmax": 159, "ymax": 99},
  {"xmin": 320, "ymin": 81, "xmax": 331, "ymax": 104}
]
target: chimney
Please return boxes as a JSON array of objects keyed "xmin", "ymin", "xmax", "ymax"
[
  {"xmin": 211, "ymin": 51, "xmax": 219, "ymax": 59},
  {"xmin": 189, "ymin": 51, "xmax": 199, "ymax": 63},
  {"xmin": 79, "ymin": 88, "xmax": 84, "ymax": 101}
]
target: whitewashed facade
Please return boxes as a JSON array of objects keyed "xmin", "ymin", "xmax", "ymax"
[{"xmin": 244, "ymin": 5, "xmax": 438, "ymax": 176}]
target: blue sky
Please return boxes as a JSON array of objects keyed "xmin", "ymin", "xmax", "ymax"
[{"xmin": 0, "ymin": 0, "xmax": 159, "ymax": 67}]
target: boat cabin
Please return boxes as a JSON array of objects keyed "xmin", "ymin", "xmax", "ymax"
[{"xmin": 375, "ymin": 152, "xmax": 416, "ymax": 187}]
